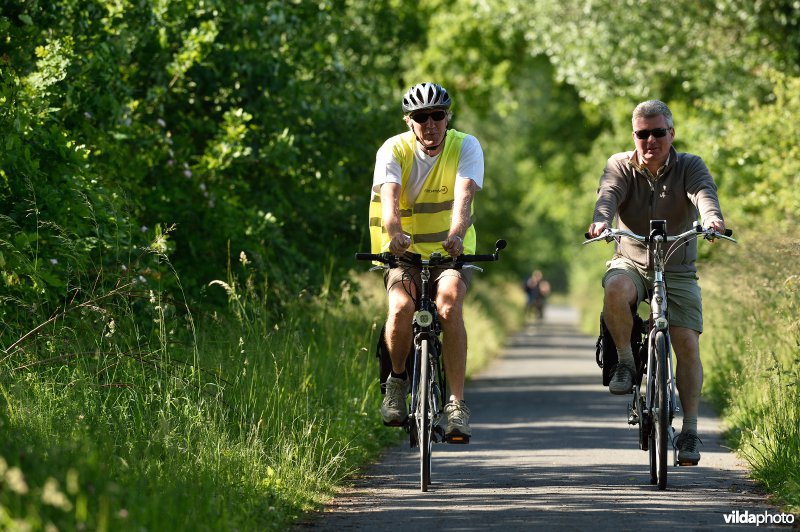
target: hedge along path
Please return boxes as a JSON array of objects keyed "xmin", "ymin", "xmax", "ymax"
[{"xmin": 299, "ymin": 305, "xmax": 781, "ymax": 530}]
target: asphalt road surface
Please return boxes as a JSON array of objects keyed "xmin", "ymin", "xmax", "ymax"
[{"xmin": 300, "ymin": 305, "xmax": 785, "ymax": 530}]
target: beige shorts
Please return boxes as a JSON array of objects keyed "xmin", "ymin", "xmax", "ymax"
[
  {"xmin": 384, "ymin": 264, "xmax": 472, "ymax": 294},
  {"xmin": 603, "ymin": 257, "xmax": 703, "ymax": 333}
]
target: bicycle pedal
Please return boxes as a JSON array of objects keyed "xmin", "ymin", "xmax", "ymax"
[
  {"xmin": 383, "ymin": 418, "xmax": 407, "ymax": 427},
  {"xmin": 444, "ymin": 434, "xmax": 470, "ymax": 444},
  {"xmin": 677, "ymin": 459, "xmax": 699, "ymax": 466}
]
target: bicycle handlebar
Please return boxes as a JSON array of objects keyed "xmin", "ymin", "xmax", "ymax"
[
  {"xmin": 355, "ymin": 239, "xmax": 507, "ymax": 268},
  {"xmin": 583, "ymin": 223, "xmax": 735, "ymax": 245}
]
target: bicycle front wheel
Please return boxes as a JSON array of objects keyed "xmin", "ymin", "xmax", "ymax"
[
  {"xmin": 654, "ymin": 330, "xmax": 669, "ymax": 490},
  {"xmin": 416, "ymin": 339, "xmax": 431, "ymax": 492}
]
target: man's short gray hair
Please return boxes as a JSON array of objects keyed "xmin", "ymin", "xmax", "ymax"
[{"xmin": 632, "ymin": 100, "xmax": 674, "ymax": 129}]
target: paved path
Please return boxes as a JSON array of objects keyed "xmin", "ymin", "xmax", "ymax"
[{"xmin": 300, "ymin": 306, "xmax": 784, "ymax": 530}]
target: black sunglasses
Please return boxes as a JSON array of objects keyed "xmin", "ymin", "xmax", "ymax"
[
  {"xmin": 634, "ymin": 127, "xmax": 670, "ymax": 139},
  {"xmin": 410, "ymin": 110, "xmax": 447, "ymax": 124}
]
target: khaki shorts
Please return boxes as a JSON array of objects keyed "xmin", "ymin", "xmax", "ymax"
[
  {"xmin": 384, "ymin": 263, "xmax": 472, "ymax": 294},
  {"xmin": 602, "ymin": 257, "xmax": 703, "ymax": 333}
]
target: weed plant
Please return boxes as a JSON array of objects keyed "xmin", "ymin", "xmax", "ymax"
[
  {"xmin": 700, "ymin": 232, "xmax": 800, "ymax": 512},
  {"xmin": 0, "ymin": 253, "xmax": 394, "ymax": 530},
  {"xmin": 0, "ymin": 246, "xmax": 522, "ymax": 530}
]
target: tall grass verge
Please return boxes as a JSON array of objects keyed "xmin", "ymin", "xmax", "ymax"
[
  {"xmin": 0, "ymin": 250, "xmax": 523, "ymax": 530},
  {"xmin": 0, "ymin": 258, "xmax": 392, "ymax": 530},
  {"xmin": 700, "ymin": 232, "xmax": 799, "ymax": 512}
]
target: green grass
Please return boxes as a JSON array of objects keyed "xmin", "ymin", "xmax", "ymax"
[
  {"xmin": 700, "ymin": 232, "xmax": 800, "ymax": 513},
  {"xmin": 0, "ymin": 259, "xmax": 523, "ymax": 530}
]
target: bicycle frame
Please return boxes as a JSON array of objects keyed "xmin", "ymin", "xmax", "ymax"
[
  {"xmin": 407, "ymin": 257, "xmax": 446, "ymax": 491},
  {"xmin": 355, "ymin": 239, "xmax": 507, "ymax": 492}
]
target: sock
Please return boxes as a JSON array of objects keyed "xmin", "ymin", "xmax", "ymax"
[
  {"xmin": 616, "ymin": 345, "xmax": 634, "ymax": 366},
  {"xmin": 681, "ymin": 415, "xmax": 698, "ymax": 434},
  {"xmin": 390, "ymin": 370, "xmax": 408, "ymax": 381}
]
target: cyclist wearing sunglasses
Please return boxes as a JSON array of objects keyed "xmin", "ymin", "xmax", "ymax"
[
  {"xmin": 586, "ymin": 100, "xmax": 727, "ymax": 465},
  {"xmin": 369, "ymin": 82, "xmax": 484, "ymax": 441}
]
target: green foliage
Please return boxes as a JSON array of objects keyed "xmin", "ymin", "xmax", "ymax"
[
  {"xmin": 695, "ymin": 71, "xmax": 800, "ymax": 227},
  {"xmin": 701, "ymin": 233, "xmax": 800, "ymax": 512},
  {"xmin": 3, "ymin": 0, "xmax": 800, "ymax": 522}
]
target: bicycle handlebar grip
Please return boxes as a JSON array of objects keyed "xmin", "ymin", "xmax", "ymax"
[
  {"xmin": 354, "ymin": 252, "xmax": 375, "ymax": 261},
  {"xmin": 584, "ymin": 232, "xmax": 591, "ymax": 239},
  {"xmin": 724, "ymin": 229, "xmax": 733, "ymax": 237}
]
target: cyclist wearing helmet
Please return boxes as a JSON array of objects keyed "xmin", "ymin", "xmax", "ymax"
[{"xmin": 369, "ymin": 82, "xmax": 484, "ymax": 442}]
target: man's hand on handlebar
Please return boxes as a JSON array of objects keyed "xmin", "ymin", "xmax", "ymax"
[
  {"xmin": 587, "ymin": 221, "xmax": 609, "ymax": 239},
  {"xmin": 442, "ymin": 234, "xmax": 464, "ymax": 257},
  {"xmin": 388, "ymin": 233, "xmax": 411, "ymax": 255},
  {"xmin": 705, "ymin": 219, "xmax": 726, "ymax": 235}
]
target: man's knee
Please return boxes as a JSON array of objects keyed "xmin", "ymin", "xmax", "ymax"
[
  {"xmin": 604, "ymin": 274, "xmax": 638, "ymax": 308},
  {"xmin": 671, "ymin": 327, "xmax": 701, "ymax": 362},
  {"xmin": 387, "ymin": 290, "xmax": 415, "ymax": 323},
  {"xmin": 436, "ymin": 281, "xmax": 465, "ymax": 324}
]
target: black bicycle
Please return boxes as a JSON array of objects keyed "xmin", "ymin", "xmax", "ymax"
[
  {"xmin": 585, "ymin": 221, "xmax": 734, "ymax": 489},
  {"xmin": 356, "ymin": 239, "xmax": 506, "ymax": 491}
]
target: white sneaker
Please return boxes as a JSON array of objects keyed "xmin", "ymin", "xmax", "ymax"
[
  {"xmin": 444, "ymin": 400, "xmax": 471, "ymax": 442},
  {"xmin": 380, "ymin": 376, "xmax": 409, "ymax": 426}
]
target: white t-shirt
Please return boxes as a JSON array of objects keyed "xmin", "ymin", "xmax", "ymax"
[{"xmin": 372, "ymin": 132, "xmax": 484, "ymax": 205}]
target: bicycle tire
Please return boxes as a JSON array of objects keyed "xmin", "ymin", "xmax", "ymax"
[
  {"xmin": 417, "ymin": 339, "xmax": 431, "ymax": 492},
  {"xmin": 654, "ymin": 331, "xmax": 669, "ymax": 490},
  {"xmin": 647, "ymin": 336, "xmax": 657, "ymax": 485}
]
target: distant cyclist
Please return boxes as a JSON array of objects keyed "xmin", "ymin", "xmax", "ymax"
[
  {"xmin": 369, "ymin": 82, "xmax": 484, "ymax": 441},
  {"xmin": 523, "ymin": 270, "xmax": 550, "ymax": 320},
  {"xmin": 586, "ymin": 100, "xmax": 727, "ymax": 465}
]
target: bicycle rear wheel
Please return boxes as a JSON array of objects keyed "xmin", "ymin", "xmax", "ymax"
[
  {"xmin": 654, "ymin": 331, "xmax": 669, "ymax": 490},
  {"xmin": 416, "ymin": 339, "xmax": 431, "ymax": 492}
]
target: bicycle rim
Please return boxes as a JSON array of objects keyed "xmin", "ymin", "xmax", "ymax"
[
  {"xmin": 417, "ymin": 339, "xmax": 431, "ymax": 492},
  {"xmin": 655, "ymin": 331, "xmax": 669, "ymax": 490}
]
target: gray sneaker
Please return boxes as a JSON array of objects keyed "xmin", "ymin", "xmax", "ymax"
[
  {"xmin": 675, "ymin": 430, "xmax": 702, "ymax": 465},
  {"xmin": 444, "ymin": 400, "xmax": 471, "ymax": 442},
  {"xmin": 380, "ymin": 375, "xmax": 409, "ymax": 426},
  {"xmin": 609, "ymin": 361, "xmax": 635, "ymax": 395}
]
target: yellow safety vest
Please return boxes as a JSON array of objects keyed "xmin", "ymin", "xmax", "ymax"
[{"xmin": 369, "ymin": 129, "xmax": 476, "ymax": 258}]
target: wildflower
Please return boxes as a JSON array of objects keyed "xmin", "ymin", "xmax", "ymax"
[
  {"xmin": 105, "ymin": 319, "xmax": 116, "ymax": 338},
  {"xmin": 157, "ymin": 118, "xmax": 166, "ymax": 128},
  {"xmin": 4, "ymin": 467, "xmax": 29, "ymax": 495},
  {"xmin": 42, "ymin": 478, "xmax": 73, "ymax": 511},
  {"xmin": 239, "ymin": 251, "xmax": 250, "ymax": 266},
  {"xmin": 140, "ymin": 225, "xmax": 148, "ymax": 233},
  {"xmin": 49, "ymin": 258, "xmax": 58, "ymax": 265}
]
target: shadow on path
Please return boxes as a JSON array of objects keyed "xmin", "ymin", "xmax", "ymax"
[{"xmin": 299, "ymin": 306, "xmax": 780, "ymax": 530}]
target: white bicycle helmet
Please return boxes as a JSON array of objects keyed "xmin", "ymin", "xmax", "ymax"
[{"xmin": 401, "ymin": 82, "xmax": 451, "ymax": 114}]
